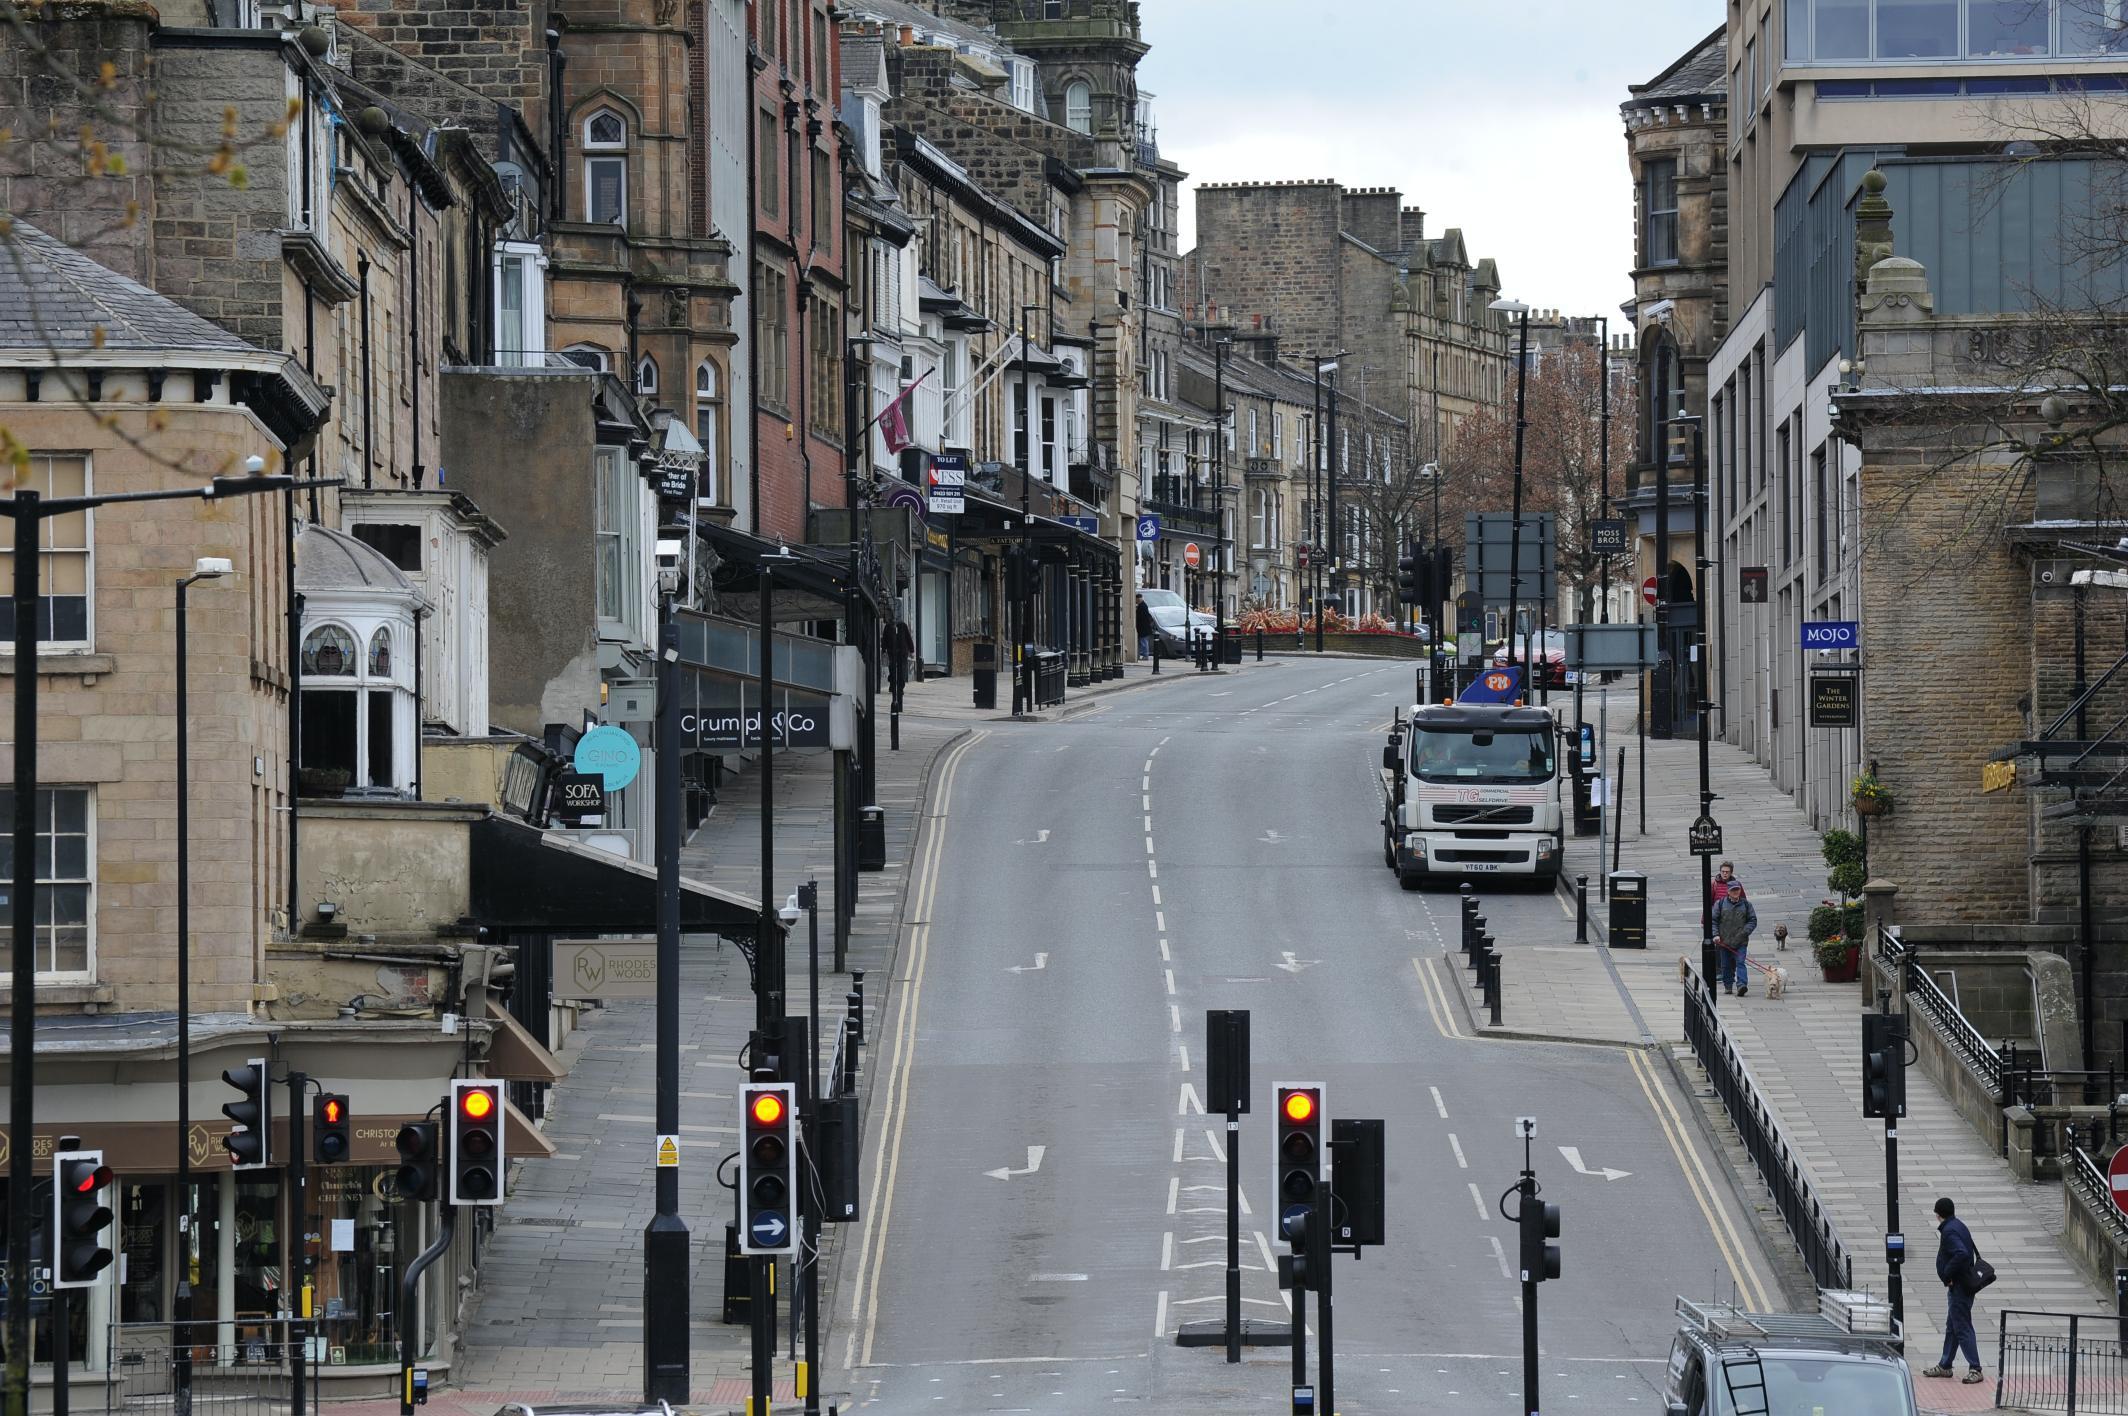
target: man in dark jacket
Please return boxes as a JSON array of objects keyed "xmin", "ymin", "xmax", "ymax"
[
  {"xmin": 1136, "ymin": 595, "xmax": 1156, "ymax": 659},
  {"xmin": 1925, "ymin": 1196, "xmax": 1984, "ymax": 1382}
]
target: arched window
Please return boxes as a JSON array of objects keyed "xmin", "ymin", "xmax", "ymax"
[
  {"xmin": 1064, "ymin": 81, "xmax": 1093, "ymax": 134},
  {"xmin": 302, "ymin": 624, "xmax": 356, "ymax": 676},
  {"xmin": 367, "ymin": 626, "xmax": 392, "ymax": 677},
  {"xmin": 695, "ymin": 361, "xmax": 722, "ymax": 504},
  {"xmin": 636, "ymin": 355, "xmax": 659, "ymax": 397},
  {"xmin": 562, "ymin": 344, "xmax": 610, "ymax": 372},
  {"xmin": 583, "ymin": 108, "xmax": 628, "ymax": 225}
]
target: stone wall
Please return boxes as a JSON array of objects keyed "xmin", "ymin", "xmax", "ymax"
[{"xmin": 1191, "ymin": 180, "xmax": 1346, "ymax": 368}]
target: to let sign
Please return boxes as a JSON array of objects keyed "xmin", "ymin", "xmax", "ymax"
[
  {"xmin": 1688, "ymin": 814, "xmax": 1724, "ymax": 857},
  {"xmin": 1809, "ymin": 675, "xmax": 1858, "ymax": 729}
]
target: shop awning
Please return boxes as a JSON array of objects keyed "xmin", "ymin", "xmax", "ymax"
[
  {"xmin": 505, "ymin": 1094, "xmax": 556, "ymax": 1159},
  {"xmin": 469, "ymin": 814, "xmax": 778, "ymax": 944},
  {"xmin": 481, "ymin": 993, "xmax": 565, "ymax": 1083},
  {"xmin": 699, "ymin": 520, "xmax": 882, "ymax": 621}
]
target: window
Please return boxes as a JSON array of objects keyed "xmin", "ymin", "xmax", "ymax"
[
  {"xmin": 695, "ymin": 362, "xmax": 723, "ymax": 503},
  {"xmin": 1251, "ymin": 489, "xmax": 1269, "ymax": 549},
  {"xmin": 351, "ymin": 523, "xmax": 421, "ymax": 572},
  {"xmin": 582, "ymin": 109, "xmax": 627, "ymax": 225},
  {"xmin": 759, "ymin": 112, "xmax": 780, "ymax": 218},
  {"xmin": 1777, "ymin": 419, "xmax": 1793, "ymax": 564},
  {"xmin": 1879, "ymin": 0, "xmax": 1959, "ymax": 55},
  {"xmin": 301, "ymin": 621, "xmax": 413, "ymax": 793},
  {"xmin": 595, "ymin": 446, "xmax": 640, "ymax": 627},
  {"xmin": 636, "ymin": 355, "xmax": 659, "ymax": 397},
  {"xmin": 0, "ymin": 454, "xmax": 90, "ymax": 649},
  {"xmin": 562, "ymin": 344, "xmax": 611, "ymax": 372},
  {"xmin": 811, "ymin": 142, "xmax": 831, "ymax": 239},
  {"xmin": 303, "ymin": 624, "xmax": 356, "ymax": 676},
  {"xmin": 1812, "ymin": 444, "xmax": 1829, "ymax": 580},
  {"xmin": 1012, "ymin": 381, "xmax": 1029, "ymax": 471},
  {"xmin": 1273, "ymin": 411, "xmax": 1286, "ymax": 460},
  {"xmin": 1784, "ymin": 0, "xmax": 2101, "ymax": 59},
  {"xmin": 812, "ymin": 10, "xmax": 829, "ymax": 94},
  {"xmin": 493, "ymin": 242, "xmax": 547, "ymax": 365},
  {"xmin": 0, "ymin": 787, "xmax": 93, "ymax": 979},
  {"xmin": 1248, "ymin": 407, "xmax": 1259, "ymax": 454},
  {"xmin": 757, "ymin": 259, "xmax": 790, "ymax": 408},
  {"xmin": 1010, "ymin": 61, "xmax": 1035, "ymax": 112},
  {"xmin": 1065, "ymin": 81, "xmax": 1093, "ymax": 133},
  {"xmin": 1040, "ymin": 394, "xmax": 1059, "ymax": 480},
  {"xmin": 1643, "ymin": 160, "xmax": 1679, "ymax": 267},
  {"xmin": 808, "ymin": 295, "xmax": 842, "ymax": 439}
]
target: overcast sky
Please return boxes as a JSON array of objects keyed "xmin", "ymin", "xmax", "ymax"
[{"xmin": 1139, "ymin": 0, "xmax": 1719, "ymax": 326}]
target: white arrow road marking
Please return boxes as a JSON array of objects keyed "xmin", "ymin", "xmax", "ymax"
[
  {"xmin": 1259, "ymin": 830, "xmax": 1286, "ymax": 846},
  {"xmin": 984, "ymin": 1145, "xmax": 1047, "ymax": 1180},
  {"xmin": 1559, "ymin": 1145, "xmax": 1632, "ymax": 1181},
  {"xmin": 1014, "ymin": 829, "xmax": 1051, "ymax": 845},
  {"xmin": 1276, "ymin": 952, "xmax": 1320, "ymax": 974},
  {"xmin": 1005, "ymin": 952, "xmax": 1049, "ymax": 974}
]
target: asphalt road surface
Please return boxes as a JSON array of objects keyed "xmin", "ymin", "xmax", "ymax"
[{"xmin": 843, "ymin": 656, "xmax": 1781, "ymax": 1413}]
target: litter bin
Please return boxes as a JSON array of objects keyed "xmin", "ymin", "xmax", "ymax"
[
  {"xmin": 859, "ymin": 804, "xmax": 887, "ymax": 871},
  {"xmin": 972, "ymin": 642, "xmax": 998, "ymax": 710},
  {"xmin": 1607, "ymin": 870, "xmax": 1647, "ymax": 949},
  {"xmin": 1221, "ymin": 624, "xmax": 1242, "ymax": 664}
]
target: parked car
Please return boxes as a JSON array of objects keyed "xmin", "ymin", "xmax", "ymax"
[
  {"xmin": 1492, "ymin": 629, "xmax": 1569, "ymax": 688},
  {"xmin": 1141, "ymin": 588, "xmax": 1214, "ymax": 654}
]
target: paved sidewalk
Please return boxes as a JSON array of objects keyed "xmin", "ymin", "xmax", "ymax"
[
  {"xmin": 893, "ymin": 645, "xmax": 1293, "ymax": 722},
  {"xmin": 1445, "ymin": 692, "xmax": 2106, "ymax": 1408},
  {"xmin": 419, "ymin": 714, "xmax": 965, "ymax": 1410}
]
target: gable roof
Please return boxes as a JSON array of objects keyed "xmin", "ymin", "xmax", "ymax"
[{"xmin": 0, "ymin": 221, "xmax": 259, "ymax": 357}]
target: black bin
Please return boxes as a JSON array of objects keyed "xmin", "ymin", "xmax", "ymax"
[
  {"xmin": 1222, "ymin": 625, "xmax": 1243, "ymax": 664},
  {"xmin": 859, "ymin": 804, "xmax": 887, "ymax": 871},
  {"xmin": 972, "ymin": 641, "xmax": 997, "ymax": 710},
  {"xmin": 1608, "ymin": 870, "xmax": 1648, "ymax": 949}
]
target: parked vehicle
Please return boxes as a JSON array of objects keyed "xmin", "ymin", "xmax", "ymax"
[
  {"xmin": 1380, "ymin": 702, "xmax": 1563, "ymax": 888},
  {"xmin": 1491, "ymin": 629, "xmax": 1569, "ymax": 688},
  {"xmin": 1141, "ymin": 588, "xmax": 1213, "ymax": 653},
  {"xmin": 1663, "ymin": 1293, "xmax": 1916, "ymax": 1415}
]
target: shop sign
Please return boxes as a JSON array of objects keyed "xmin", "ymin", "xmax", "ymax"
[
  {"xmin": 1688, "ymin": 814, "xmax": 1724, "ymax": 856},
  {"xmin": 1740, "ymin": 566, "xmax": 1769, "ymax": 604},
  {"xmin": 573, "ymin": 724, "xmax": 642, "ymax": 792},
  {"xmin": 554, "ymin": 940, "xmax": 658, "ymax": 999},
  {"xmin": 1809, "ymin": 674, "xmax": 1858, "ymax": 728},
  {"xmin": 681, "ymin": 675, "xmax": 834, "ymax": 750},
  {"xmin": 1981, "ymin": 759, "xmax": 2018, "ymax": 793},
  {"xmin": 552, "ymin": 771, "xmax": 606, "ymax": 826}
]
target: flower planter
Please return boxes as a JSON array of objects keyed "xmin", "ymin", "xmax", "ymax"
[
  {"xmin": 1819, "ymin": 949, "xmax": 1860, "ymax": 982},
  {"xmin": 1853, "ymin": 794, "xmax": 1889, "ymax": 817}
]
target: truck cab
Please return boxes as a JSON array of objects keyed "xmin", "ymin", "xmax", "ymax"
[
  {"xmin": 1382, "ymin": 702, "xmax": 1563, "ymax": 888},
  {"xmin": 1663, "ymin": 1294, "xmax": 1917, "ymax": 1416}
]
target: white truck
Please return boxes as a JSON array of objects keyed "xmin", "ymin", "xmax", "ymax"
[{"xmin": 1381, "ymin": 702, "xmax": 1564, "ymax": 889}]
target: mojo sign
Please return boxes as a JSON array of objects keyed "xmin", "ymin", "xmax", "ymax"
[{"xmin": 682, "ymin": 674, "xmax": 832, "ymax": 749}]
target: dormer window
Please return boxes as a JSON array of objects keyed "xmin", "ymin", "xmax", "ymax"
[{"xmin": 583, "ymin": 108, "xmax": 628, "ymax": 225}]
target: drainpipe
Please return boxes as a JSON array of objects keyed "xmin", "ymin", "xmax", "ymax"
[
  {"xmin": 358, "ymin": 253, "xmax": 374, "ymax": 488},
  {"xmin": 410, "ymin": 200, "xmax": 424, "ymax": 488}
]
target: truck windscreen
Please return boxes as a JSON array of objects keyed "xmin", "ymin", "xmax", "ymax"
[{"xmin": 1411, "ymin": 728, "xmax": 1554, "ymax": 784}]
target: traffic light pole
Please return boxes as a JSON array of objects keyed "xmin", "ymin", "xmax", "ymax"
[
  {"xmin": 1519, "ymin": 1167, "xmax": 1540, "ymax": 1416},
  {"xmin": 398, "ymin": 1205, "xmax": 456, "ymax": 1416},
  {"xmin": 1226, "ymin": 1102, "xmax": 1241, "ymax": 1363},
  {"xmin": 644, "ymin": 595, "xmax": 690, "ymax": 1403},
  {"xmin": 1314, "ymin": 1141, "xmax": 1336, "ymax": 1416}
]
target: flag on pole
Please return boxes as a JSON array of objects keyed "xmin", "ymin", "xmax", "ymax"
[{"xmin": 880, "ymin": 386, "xmax": 914, "ymax": 454}]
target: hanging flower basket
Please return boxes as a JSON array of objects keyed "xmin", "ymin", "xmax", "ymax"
[{"xmin": 1851, "ymin": 772, "xmax": 1893, "ymax": 817}]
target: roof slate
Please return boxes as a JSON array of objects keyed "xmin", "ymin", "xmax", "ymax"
[
  {"xmin": 1628, "ymin": 26, "xmax": 1729, "ymax": 107},
  {"xmin": 0, "ymin": 220, "xmax": 260, "ymax": 357}
]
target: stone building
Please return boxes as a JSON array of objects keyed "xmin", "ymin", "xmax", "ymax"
[{"xmin": 1621, "ymin": 26, "xmax": 1726, "ymax": 733}]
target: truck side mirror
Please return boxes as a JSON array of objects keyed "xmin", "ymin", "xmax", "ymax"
[{"xmin": 1382, "ymin": 735, "xmax": 1401, "ymax": 771}]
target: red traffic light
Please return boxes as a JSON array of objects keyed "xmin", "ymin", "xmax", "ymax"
[
  {"xmin": 460, "ymin": 1087, "xmax": 496, "ymax": 1121},
  {"xmin": 1282, "ymin": 1090, "xmax": 1316, "ymax": 1124},
  {"xmin": 72, "ymin": 1164, "xmax": 109, "ymax": 1194},
  {"xmin": 322, "ymin": 1098, "xmax": 343, "ymax": 1125},
  {"xmin": 750, "ymin": 1093, "xmax": 785, "ymax": 1127}
]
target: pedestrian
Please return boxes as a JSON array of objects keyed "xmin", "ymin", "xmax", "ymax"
[
  {"xmin": 1924, "ymin": 1196, "xmax": 1990, "ymax": 1383},
  {"xmin": 885, "ymin": 615, "xmax": 915, "ymax": 710},
  {"xmin": 1136, "ymin": 595, "xmax": 1156, "ymax": 659},
  {"xmin": 1710, "ymin": 860, "xmax": 1738, "ymax": 911},
  {"xmin": 1713, "ymin": 881, "xmax": 1758, "ymax": 996}
]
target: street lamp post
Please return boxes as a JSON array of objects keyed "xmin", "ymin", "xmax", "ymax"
[
  {"xmin": 3, "ymin": 466, "xmax": 324, "ymax": 1416},
  {"xmin": 1309, "ymin": 353, "xmax": 1347, "ymax": 650},
  {"xmin": 173, "ymin": 554, "xmax": 232, "ymax": 1407},
  {"xmin": 1214, "ymin": 335, "xmax": 1230, "ymax": 661},
  {"xmin": 1597, "ymin": 315, "xmax": 1612, "ymax": 626},
  {"xmin": 1017, "ymin": 304, "xmax": 1041, "ymax": 713},
  {"xmin": 644, "ymin": 544, "xmax": 688, "ymax": 1403},
  {"xmin": 1667, "ymin": 414, "xmax": 1717, "ymax": 1000},
  {"xmin": 1490, "ymin": 299, "xmax": 1534, "ymax": 696}
]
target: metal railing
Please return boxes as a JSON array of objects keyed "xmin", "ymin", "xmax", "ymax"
[
  {"xmin": 1683, "ymin": 974, "xmax": 1855, "ymax": 1292},
  {"xmin": 1906, "ymin": 953, "xmax": 2005, "ymax": 1093},
  {"xmin": 1997, "ymin": 1308, "xmax": 2128, "ymax": 1413},
  {"xmin": 2069, "ymin": 1147, "xmax": 2128, "ymax": 1251},
  {"xmin": 1872, "ymin": 919, "xmax": 1907, "ymax": 970},
  {"xmin": 107, "ymin": 1317, "xmax": 315, "ymax": 1416}
]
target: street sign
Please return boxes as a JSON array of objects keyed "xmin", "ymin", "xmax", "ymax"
[
  {"xmin": 656, "ymin": 1135, "xmax": 679, "ymax": 1169},
  {"xmin": 1462, "ymin": 512, "xmax": 1556, "ymax": 604},
  {"xmin": 1183, "ymin": 542, "xmax": 1202, "ymax": 569},
  {"xmin": 573, "ymin": 725, "xmax": 641, "ymax": 792},
  {"xmin": 2107, "ymin": 1144, "xmax": 2128, "ymax": 1216},
  {"xmin": 927, "ymin": 451, "xmax": 967, "ymax": 515},
  {"xmin": 1589, "ymin": 519, "xmax": 1629, "ymax": 555},
  {"xmin": 1809, "ymin": 674, "xmax": 1858, "ymax": 728},
  {"xmin": 1296, "ymin": 545, "xmax": 1310, "ymax": 568},
  {"xmin": 749, "ymin": 1210, "xmax": 790, "ymax": 1248},
  {"xmin": 1642, "ymin": 576, "xmax": 1659, "ymax": 607},
  {"xmin": 1688, "ymin": 815, "xmax": 1724, "ymax": 856},
  {"xmin": 1564, "ymin": 623, "xmax": 1657, "ymax": 673},
  {"xmin": 1136, "ymin": 514, "xmax": 1161, "ymax": 542},
  {"xmin": 1059, "ymin": 515, "xmax": 1099, "ymax": 535},
  {"xmin": 1740, "ymin": 566, "xmax": 1769, "ymax": 604},
  {"xmin": 552, "ymin": 771, "xmax": 606, "ymax": 825},
  {"xmin": 1801, "ymin": 619, "xmax": 1860, "ymax": 650}
]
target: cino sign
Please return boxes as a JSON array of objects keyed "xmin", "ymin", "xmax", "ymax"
[{"xmin": 682, "ymin": 676, "xmax": 833, "ymax": 749}]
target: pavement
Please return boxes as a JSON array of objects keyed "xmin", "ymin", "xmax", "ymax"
[
  {"xmin": 1436, "ymin": 687, "xmax": 2110, "ymax": 1414},
  {"xmin": 845, "ymin": 659, "xmax": 1793, "ymax": 1413}
]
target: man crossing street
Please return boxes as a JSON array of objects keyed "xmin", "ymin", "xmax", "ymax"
[{"xmin": 1925, "ymin": 1196, "xmax": 1987, "ymax": 1383}]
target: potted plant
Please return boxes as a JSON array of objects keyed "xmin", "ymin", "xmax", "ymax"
[
  {"xmin": 1851, "ymin": 771, "xmax": 1893, "ymax": 816},
  {"xmin": 1815, "ymin": 934, "xmax": 1861, "ymax": 982}
]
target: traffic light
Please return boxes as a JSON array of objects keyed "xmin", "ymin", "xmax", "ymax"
[
  {"xmin": 1432, "ymin": 546, "xmax": 1455, "ymax": 606},
  {"xmin": 51, "ymin": 1149, "xmax": 113, "ymax": 1288},
  {"xmin": 220, "ymin": 1058, "xmax": 272, "ymax": 1169},
  {"xmin": 395, "ymin": 1121, "xmax": 440, "ymax": 1201},
  {"xmin": 314, "ymin": 1093, "xmax": 351, "ymax": 1164},
  {"xmin": 1518, "ymin": 1189, "xmax": 1561, "ymax": 1283},
  {"xmin": 1274, "ymin": 1083, "xmax": 1324, "ymax": 1248},
  {"xmin": 1397, "ymin": 541, "xmax": 1422, "ymax": 604},
  {"xmin": 450, "ymin": 1079, "xmax": 506, "ymax": 1205},
  {"xmin": 739, "ymin": 1081, "xmax": 798, "ymax": 1256},
  {"xmin": 1863, "ymin": 1012, "xmax": 1907, "ymax": 1119}
]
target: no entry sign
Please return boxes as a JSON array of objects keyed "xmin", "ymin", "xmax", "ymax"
[
  {"xmin": 1641, "ymin": 576, "xmax": 1659, "ymax": 608},
  {"xmin": 1183, "ymin": 542, "xmax": 1202, "ymax": 569},
  {"xmin": 2109, "ymin": 1145, "xmax": 2128, "ymax": 1216}
]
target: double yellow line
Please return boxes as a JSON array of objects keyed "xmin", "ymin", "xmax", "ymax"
[{"xmin": 845, "ymin": 728, "xmax": 987, "ymax": 1370}]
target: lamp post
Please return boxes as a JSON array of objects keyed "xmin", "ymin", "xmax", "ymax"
[
  {"xmin": 1667, "ymin": 414, "xmax": 1716, "ymax": 1002},
  {"xmin": 1596, "ymin": 314, "xmax": 1612, "ymax": 625},
  {"xmin": 1309, "ymin": 353, "xmax": 1347, "ymax": 651},
  {"xmin": 1017, "ymin": 304, "xmax": 1042, "ymax": 713},
  {"xmin": 1213, "ymin": 334, "xmax": 1231, "ymax": 659},
  {"xmin": 643, "ymin": 539, "xmax": 689, "ymax": 1404},
  {"xmin": 1489, "ymin": 298, "xmax": 1534, "ymax": 694},
  {"xmin": 3, "ymin": 463, "xmax": 325, "ymax": 1416},
  {"xmin": 173, "ymin": 554, "xmax": 231, "ymax": 1406}
]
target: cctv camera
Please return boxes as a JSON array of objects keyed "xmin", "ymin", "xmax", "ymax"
[{"xmin": 1645, "ymin": 299, "xmax": 1677, "ymax": 327}]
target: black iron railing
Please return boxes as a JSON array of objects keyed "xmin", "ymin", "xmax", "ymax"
[
  {"xmin": 1997, "ymin": 1307, "xmax": 2128, "ymax": 1413},
  {"xmin": 1683, "ymin": 975, "xmax": 1854, "ymax": 1292},
  {"xmin": 1872, "ymin": 919, "xmax": 1907, "ymax": 971},
  {"xmin": 1906, "ymin": 953, "xmax": 2004, "ymax": 1093}
]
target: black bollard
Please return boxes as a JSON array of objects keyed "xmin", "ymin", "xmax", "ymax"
[{"xmin": 1576, "ymin": 875, "xmax": 1589, "ymax": 944}]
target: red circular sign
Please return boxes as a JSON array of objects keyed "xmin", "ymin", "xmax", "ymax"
[
  {"xmin": 2109, "ymin": 1146, "xmax": 2128, "ymax": 1216},
  {"xmin": 1642, "ymin": 576, "xmax": 1659, "ymax": 607},
  {"xmin": 1183, "ymin": 542, "xmax": 1202, "ymax": 569}
]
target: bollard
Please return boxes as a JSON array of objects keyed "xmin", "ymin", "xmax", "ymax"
[
  {"xmin": 2116, "ymin": 1268, "xmax": 2127, "ymax": 1353},
  {"xmin": 1256, "ymin": 628, "xmax": 1265, "ymax": 662},
  {"xmin": 1487, "ymin": 949, "xmax": 1503, "ymax": 1028},
  {"xmin": 1576, "ymin": 875, "xmax": 1589, "ymax": 945},
  {"xmin": 1152, "ymin": 637, "xmax": 1161, "ymax": 674}
]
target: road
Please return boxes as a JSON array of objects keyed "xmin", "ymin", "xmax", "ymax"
[{"xmin": 843, "ymin": 656, "xmax": 1781, "ymax": 1413}]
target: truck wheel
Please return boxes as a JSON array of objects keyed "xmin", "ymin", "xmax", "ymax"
[{"xmin": 1398, "ymin": 866, "xmax": 1424, "ymax": 892}]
